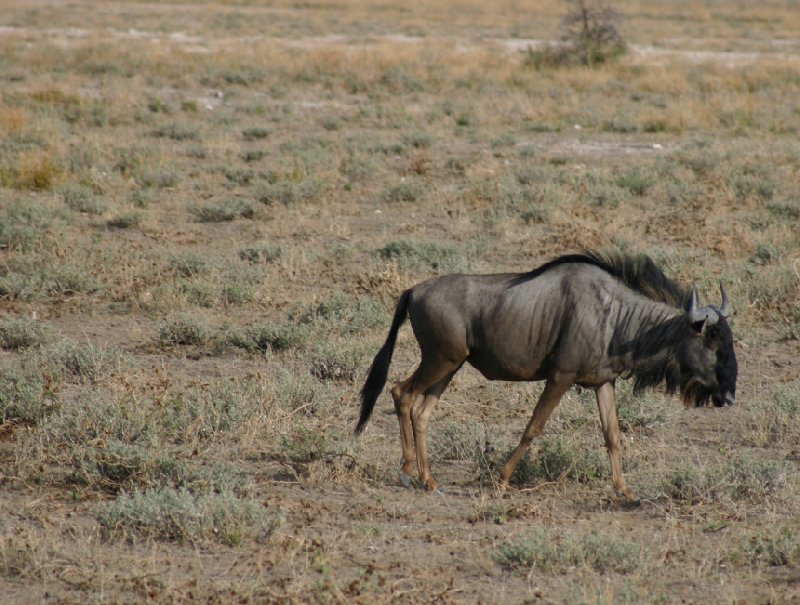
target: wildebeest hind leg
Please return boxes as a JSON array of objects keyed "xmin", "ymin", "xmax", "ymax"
[
  {"xmin": 596, "ymin": 382, "xmax": 637, "ymax": 502},
  {"xmin": 391, "ymin": 376, "xmax": 419, "ymax": 478},
  {"xmin": 411, "ymin": 369, "xmax": 459, "ymax": 491},
  {"xmin": 499, "ymin": 379, "xmax": 571, "ymax": 491}
]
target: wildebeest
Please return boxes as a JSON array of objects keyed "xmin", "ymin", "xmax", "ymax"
[{"xmin": 355, "ymin": 250, "xmax": 737, "ymax": 500}]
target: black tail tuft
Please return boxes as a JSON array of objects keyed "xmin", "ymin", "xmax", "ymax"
[{"xmin": 355, "ymin": 289, "xmax": 411, "ymax": 434}]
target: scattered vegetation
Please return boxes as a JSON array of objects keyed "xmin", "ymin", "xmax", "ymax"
[{"xmin": 1, "ymin": 1, "xmax": 798, "ymax": 601}]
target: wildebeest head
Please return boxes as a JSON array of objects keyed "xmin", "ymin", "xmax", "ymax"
[{"xmin": 678, "ymin": 284, "xmax": 738, "ymax": 407}]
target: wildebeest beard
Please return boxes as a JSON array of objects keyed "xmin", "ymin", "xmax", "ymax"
[{"xmin": 681, "ymin": 374, "xmax": 717, "ymax": 407}]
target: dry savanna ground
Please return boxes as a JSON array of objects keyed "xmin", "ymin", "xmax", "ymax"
[{"xmin": 1, "ymin": 0, "xmax": 799, "ymax": 603}]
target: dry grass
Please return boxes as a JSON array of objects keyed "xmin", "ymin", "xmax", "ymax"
[{"xmin": 1, "ymin": 0, "xmax": 800, "ymax": 603}]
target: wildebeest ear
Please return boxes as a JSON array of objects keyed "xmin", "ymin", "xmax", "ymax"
[{"xmin": 691, "ymin": 318, "xmax": 707, "ymax": 334}]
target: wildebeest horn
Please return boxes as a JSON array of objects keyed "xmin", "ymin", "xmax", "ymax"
[
  {"xmin": 719, "ymin": 282, "xmax": 731, "ymax": 318},
  {"xmin": 688, "ymin": 285, "xmax": 719, "ymax": 325}
]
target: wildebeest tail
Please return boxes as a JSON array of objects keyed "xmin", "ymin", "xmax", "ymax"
[{"xmin": 355, "ymin": 289, "xmax": 411, "ymax": 434}]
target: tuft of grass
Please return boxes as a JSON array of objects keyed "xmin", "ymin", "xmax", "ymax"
[
  {"xmin": 665, "ymin": 456, "xmax": 789, "ymax": 504},
  {"xmin": 0, "ymin": 200, "xmax": 70, "ymax": 251},
  {"xmin": 0, "ymin": 318, "xmax": 47, "ymax": 350},
  {"xmin": 188, "ymin": 199, "xmax": 254, "ymax": 223},
  {"xmin": 293, "ymin": 294, "xmax": 387, "ymax": 335},
  {"xmin": 152, "ymin": 122, "xmax": 201, "ymax": 141},
  {"xmin": 745, "ymin": 382, "xmax": 800, "ymax": 447},
  {"xmin": 158, "ymin": 315, "xmax": 208, "ymax": 347},
  {"xmin": 615, "ymin": 384, "xmax": 672, "ymax": 433},
  {"xmin": 429, "ymin": 421, "xmax": 487, "ymax": 462},
  {"xmin": 239, "ymin": 245, "xmax": 282, "ymax": 265},
  {"xmin": 307, "ymin": 340, "xmax": 369, "ymax": 382},
  {"xmin": 750, "ymin": 243, "xmax": 780, "ymax": 265},
  {"xmin": 495, "ymin": 528, "xmax": 640, "ymax": 573},
  {"xmin": 60, "ymin": 182, "xmax": 105, "ymax": 215},
  {"xmin": 616, "ymin": 167, "xmax": 656, "ymax": 197},
  {"xmin": 480, "ymin": 435, "xmax": 607, "ymax": 487},
  {"xmin": 740, "ymin": 526, "xmax": 800, "ymax": 567},
  {"xmin": 98, "ymin": 487, "xmax": 278, "ymax": 545},
  {"xmin": 1, "ymin": 150, "xmax": 64, "ymax": 191},
  {"xmin": 280, "ymin": 427, "xmax": 328, "ymax": 464},
  {"xmin": 0, "ymin": 364, "xmax": 58, "ymax": 425},
  {"xmin": 106, "ymin": 211, "xmax": 143, "ymax": 229},
  {"xmin": 242, "ymin": 127, "xmax": 271, "ymax": 141},
  {"xmin": 0, "ymin": 257, "xmax": 98, "ymax": 302},
  {"xmin": 385, "ymin": 179, "xmax": 429, "ymax": 203},
  {"xmin": 221, "ymin": 322, "xmax": 308, "ymax": 353},
  {"xmin": 376, "ymin": 239, "xmax": 472, "ymax": 274},
  {"xmin": 35, "ymin": 341, "xmax": 122, "ymax": 384},
  {"xmin": 254, "ymin": 176, "xmax": 326, "ymax": 206},
  {"xmin": 530, "ymin": 435, "xmax": 607, "ymax": 484}
]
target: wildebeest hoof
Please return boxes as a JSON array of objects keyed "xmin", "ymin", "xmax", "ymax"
[
  {"xmin": 616, "ymin": 490, "xmax": 641, "ymax": 508},
  {"xmin": 423, "ymin": 478, "xmax": 439, "ymax": 492}
]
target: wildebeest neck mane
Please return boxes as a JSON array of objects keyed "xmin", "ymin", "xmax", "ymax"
[{"xmin": 513, "ymin": 250, "xmax": 690, "ymax": 309}]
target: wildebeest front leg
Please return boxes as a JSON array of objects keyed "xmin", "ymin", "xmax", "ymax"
[
  {"xmin": 499, "ymin": 379, "xmax": 571, "ymax": 491},
  {"xmin": 595, "ymin": 382, "xmax": 637, "ymax": 501}
]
